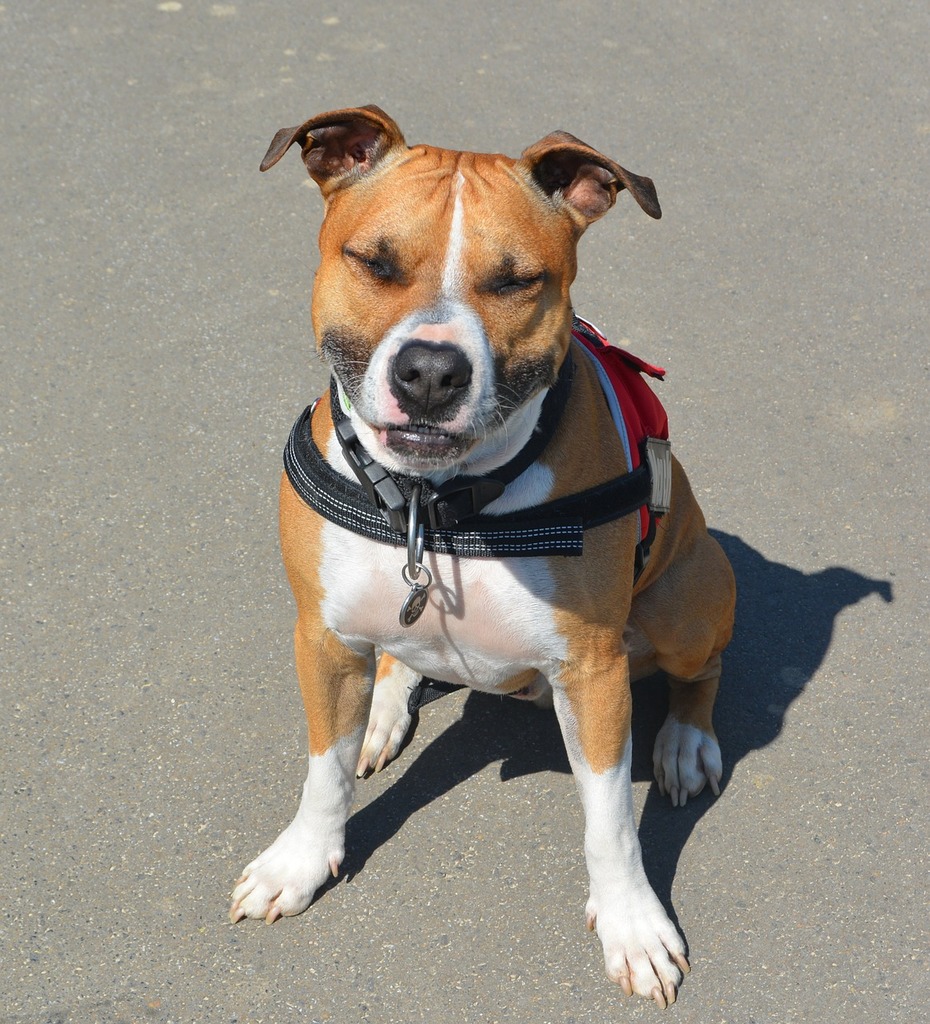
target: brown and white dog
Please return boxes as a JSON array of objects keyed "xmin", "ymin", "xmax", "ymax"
[{"xmin": 230, "ymin": 105, "xmax": 735, "ymax": 1008}]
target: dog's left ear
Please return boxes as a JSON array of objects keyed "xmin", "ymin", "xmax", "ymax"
[
  {"xmin": 260, "ymin": 105, "xmax": 407, "ymax": 196},
  {"xmin": 520, "ymin": 130, "xmax": 661, "ymax": 226}
]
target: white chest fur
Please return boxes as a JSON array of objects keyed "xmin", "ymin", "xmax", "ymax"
[{"xmin": 318, "ymin": 520, "xmax": 568, "ymax": 690}]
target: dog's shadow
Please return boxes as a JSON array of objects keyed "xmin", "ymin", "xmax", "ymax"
[{"xmin": 340, "ymin": 531, "xmax": 893, "ymax": 918}]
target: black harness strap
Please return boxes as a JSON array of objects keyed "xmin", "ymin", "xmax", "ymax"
[
  {"xmin": 284, "ymin": 406, "xmax": 652, "ymax": 558},
  {"xmin": 406, "ymin": 677, "xmax": 464, "ymax": 714}
]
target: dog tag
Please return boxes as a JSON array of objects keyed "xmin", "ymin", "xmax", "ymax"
[
  {"xmin": 399, "ymin": 561, "xmax": 432, "ymax": 627},
  {"xmin": 399, "ymin": 582, "xmax": 429, "ymax": 627}
]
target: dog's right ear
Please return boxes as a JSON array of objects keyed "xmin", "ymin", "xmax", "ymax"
[{"xmin": 260, "ymin": 105, "xmax": 406, "ymax": 196}]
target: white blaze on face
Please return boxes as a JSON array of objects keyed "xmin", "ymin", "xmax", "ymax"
[
  {"xmin": 441, "ymin": 171, "xmax": 467, "ymax": 298},
  {"xmin": 343, "ymin": 164, "xmax": 541, "ymax": 479}
]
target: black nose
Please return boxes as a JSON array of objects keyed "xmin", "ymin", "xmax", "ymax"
[{"xmin": 391, "ymin": 341, "xmax": 472, "ymax": 419}]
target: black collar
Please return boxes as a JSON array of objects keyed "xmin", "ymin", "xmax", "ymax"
[{"xmin": 282, "ymin": 344, "xmax": 654, "ymax": 560}]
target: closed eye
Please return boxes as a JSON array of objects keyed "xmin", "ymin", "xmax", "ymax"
[
  {"xmin": 487, "ymin": 271, "xmax": 546, "ymax": 296},
  {"xmin": 343, "ymin": 245, "xmax": 404, "ymax": 284}
]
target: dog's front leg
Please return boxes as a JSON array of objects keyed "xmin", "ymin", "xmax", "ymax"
[
  {"xmin": 230, "ymin": 621, "xmax": 374, "ymax": 924},
  {"xmin": 552, "ymin": 651, "xmax": 689, "ymax": 1008}
]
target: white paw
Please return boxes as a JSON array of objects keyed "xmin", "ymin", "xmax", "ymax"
[
  {"xmin": 586, "ymin": 894, "xmax": 689, "ymax": 1008},
  {"xmin": 356, "ymin": 665, "xmax": 416, "ymax": 777},
  {"xmin": 653, "ymin": 717, "xmax": 722, "ymax": 807},
  {"xmin": 229, "ymin": 820, "xmax": 342, "ymax": 924}
]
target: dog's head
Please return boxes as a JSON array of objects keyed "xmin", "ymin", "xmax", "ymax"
[{"xmin": 262, "ymin": 105, "xmax": 660, "ymax": 477}]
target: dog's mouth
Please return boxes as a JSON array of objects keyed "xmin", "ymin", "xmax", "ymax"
[{"xmin": 381, "ymin": 424, "xmax": 472, "ymax": 465}]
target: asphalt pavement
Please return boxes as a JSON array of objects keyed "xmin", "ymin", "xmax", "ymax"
[{"xmin": 1, "ymin": 2, "xmax": 927, "ymax": 1022}]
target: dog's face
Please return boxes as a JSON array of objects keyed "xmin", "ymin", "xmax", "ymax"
[
  {"xmin": 312, "ymin": 150, "xmax": 580, "ymax": 473},
  {"xmin": 261, "ymin": 106, "xmax": 661, "ymax": 474}
]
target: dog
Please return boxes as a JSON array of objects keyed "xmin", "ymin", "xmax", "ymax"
[{"xmin": 230, "ymin": 105, "xmax": 735, "ymax": 1009}]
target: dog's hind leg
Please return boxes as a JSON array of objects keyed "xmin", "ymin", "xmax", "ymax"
[
  {"xmin": 632, "ymin": 520, "xmax": 736, "ymax": 806},
  {"xmin": 653, "ymin": 657, "xmax": 725, "ymax": 806},
  {"xmin": 356, "ymin": 654, "xmax": 419, "ymax": 777}
]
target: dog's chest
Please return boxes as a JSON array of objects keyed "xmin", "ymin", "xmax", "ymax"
[{"xmin": 318, "ymin": 520, "xmax": 567, "ymax": 689}]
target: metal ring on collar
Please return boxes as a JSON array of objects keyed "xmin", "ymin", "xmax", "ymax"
[
  {"xmin": 401, "ymin": 562, "xmax": 432, "ymax": 588},
  {"xmin": 406, "ymin": 483, "xmax": 425, "ymax": 580}
]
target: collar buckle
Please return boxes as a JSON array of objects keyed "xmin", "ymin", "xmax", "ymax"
[
  {"xmin": 425, "ymin": 477, "xmax": 507, "ymax": 529},
  {"xmin": 334, "ymin": 418, "xmax": 408, "ymax": 534}
]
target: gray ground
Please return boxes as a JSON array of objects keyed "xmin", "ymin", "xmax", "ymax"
[{"xmin": 2, "ymin": 2, "xmax": 927, "ymax": 1022}]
